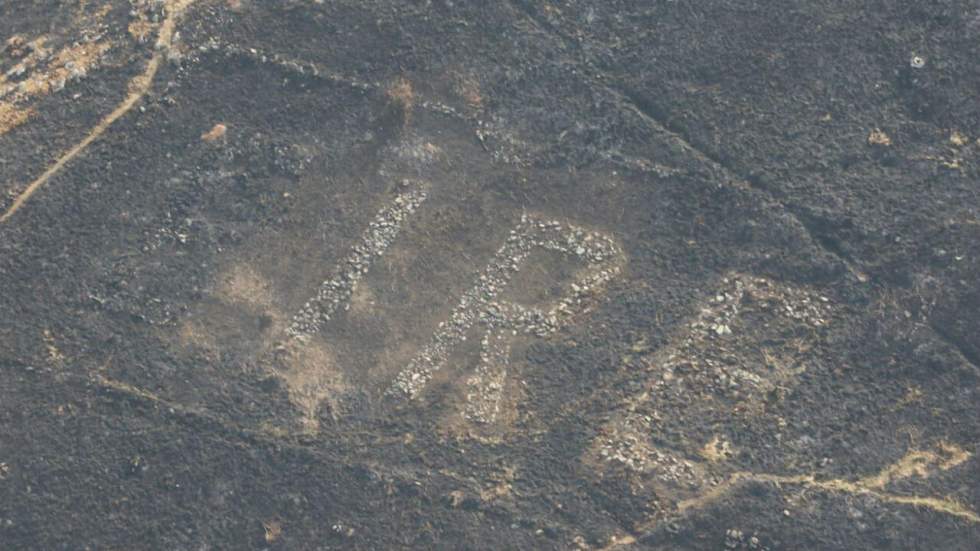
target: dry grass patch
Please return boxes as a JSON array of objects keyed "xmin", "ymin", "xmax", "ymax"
[
  {"xmin": 201, "ymin": 122, "xmax": 228, "ymax": 142},
  {"xmin": 0, "ymin": 104, "xmax": 34, "ymax": 135},
  {"xmin": 386, "ymin": 77, "xmax": 415, "ymax": 125},
  {"xmin": 274, "ymin": 339, "xmax": 349, "ymax": 433}
]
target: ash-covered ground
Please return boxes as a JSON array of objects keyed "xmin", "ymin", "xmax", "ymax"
[{"xmin": 1, "ymin": 1, "xmax": 979, "ymax": 549}]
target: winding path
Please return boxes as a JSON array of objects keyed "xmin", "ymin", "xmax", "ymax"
[{"xmin": 0, "ymin": 0, "xmax": 196, "ymax": 223}]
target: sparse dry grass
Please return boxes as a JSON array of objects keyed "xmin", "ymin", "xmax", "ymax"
[
  {"xmin": 453, "ymin": 73, "xmax": 483, "ymax": 109},
  {"xmin": 201, "ymin": 122, "xmax": 228, "ymax": 142},
  {"xmin": 43, "ymin": 329, "xmax": 65, "ymax": 364},
  {"xmin": 262, "ymin": 519, "xmax": 282, "ymax": 543},
  {"xmin": 698, "ymin": 435, "xmax": 733, "ymax": 462},
  {"xmin": 217, "ymin": 264, "xmax": 275, "ymax": 309},
  {"xmin": 0, "ymin": 104, "xmax": 34, "ymax": 135},
  {"xmin": 868, "ymin": 128, "xmax": 892, "ymax": 146},
  {"xmin": 386, "ymin": 77, "xmax": 414, "ymax": 125},
  {"xmin": 275, "ymin": 339, "xmax": 348, "ymax": 433}
]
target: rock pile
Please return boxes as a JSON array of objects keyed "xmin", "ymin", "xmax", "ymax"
[
  {"xmin": 388, "ymin": 213, "xmax": 624, "ymax": 423},
  {"xmin": 287, "ymin": 179, "xmax": 429, "ymax": 339}
]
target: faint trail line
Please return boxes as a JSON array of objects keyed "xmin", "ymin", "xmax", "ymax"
[
  {"xmin": 637, "ymin": 444, "xmax": 979, "ymax": 535},
  {"xmin": 0, "ymin": 0, "xmax": 197, "ymax": 224},
  {"xmin": 504, "ymin": 0, "xmax": 867, "ymax": 283},
  {"xmin": 671, "ymin": 472, "xmax": 980, "ymax": 524},
  {"xmin": 930, "ymin": 320, "xmax": 980, "ymax": 373},
  {"xmin": 88, "ymin": 373, "xmax": 482, "ymax": 495},
  {"xmin": 93, "ymin": 372, "xmax": 336, "ymax": 457}
]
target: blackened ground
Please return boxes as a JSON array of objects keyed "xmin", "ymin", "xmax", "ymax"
[{"xmin": 1, "ymin": 1, "xmax": 978, "ymax": 549}]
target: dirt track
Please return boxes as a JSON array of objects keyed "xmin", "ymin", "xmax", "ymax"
[{"xmin": 1, "ymin": 1, "xmax": 978, "ymax": 549}]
